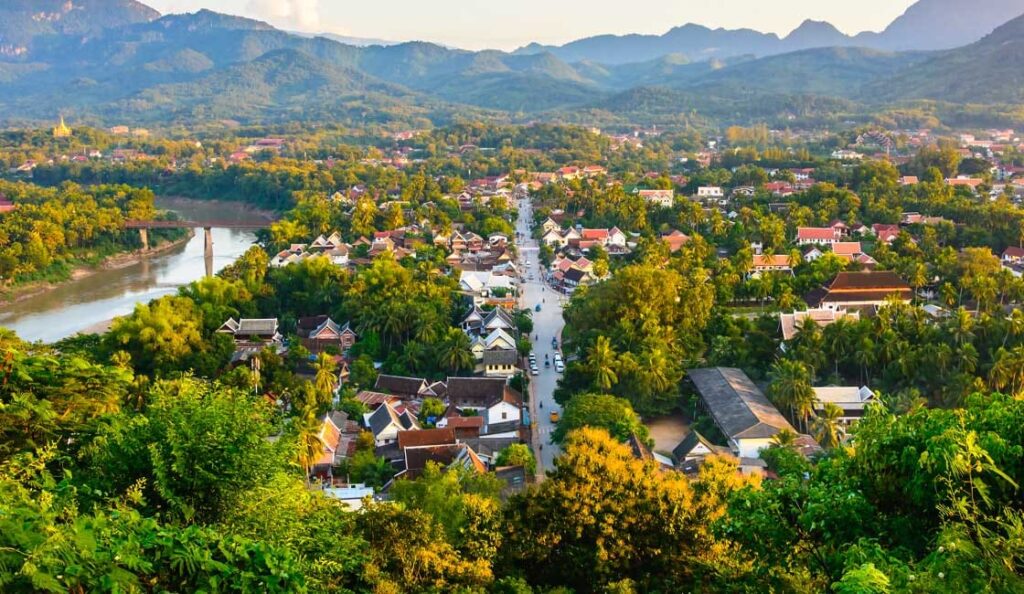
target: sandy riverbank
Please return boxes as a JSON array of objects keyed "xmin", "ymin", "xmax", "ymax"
[{"xmin": 0, "ymin": 230, "xmax": 194, "ymax": 305}]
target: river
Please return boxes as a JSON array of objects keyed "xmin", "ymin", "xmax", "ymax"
[{"xmin": 0, "ymin": 198, "xmax": 273, "ymax": 343}]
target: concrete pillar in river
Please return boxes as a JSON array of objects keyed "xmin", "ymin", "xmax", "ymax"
[
  {"xmin": 139, "ymin": 228, "xmax": 149, "ymax": 251},
  {"xmin": 204, "ymin": 227, "xmax": 214, "ymax": 277}
]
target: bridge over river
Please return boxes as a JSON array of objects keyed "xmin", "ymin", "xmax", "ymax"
[{"xmin": 126, "ymin": 219, "xmax": 270, "ymax": 267}]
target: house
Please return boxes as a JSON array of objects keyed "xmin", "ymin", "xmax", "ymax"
[
  {"xmin": 397, "ymin": 427, "xmax": 456, "ymax": 451},
  {"xmin": 638, "ymin": 189, "xmax": 674, "ymax": 208},
  {"xmin": 686, "ymin": 367, "xmax": 800, "ymax": 459},
  {"xmin": 803, "ymin": 247, "xmax": 824, "ymax": 262},
  {"xmin": 673, "ymin": 430, "xmax": 730, "ymax": 465},
  {"xmin": 697, "ymin": 186, "xmax": 724, "ymax": 199},
  {"xmin": 0, "ymin": 196, "xmax": 14, "ymax": 214},
  {"xmin": 899, "ymin": 176, "xmax": 919, "ymax": 186},
  {"xmin": 483, "ymin": 328, "xmax": 517, "ymax": 353},
  {"xmin": 582, "ymin": 165, "xmax": 608, "ymax": 178},
  {"xmin": 482, "ymin": 349, "xmax": 519, "ymax": 378},
  {"xmin": 1002, "ymin": 246, "xmax": 1024, "ymax": 265},
  {"xmin": 296, "ymin": 316, "xmax": 356, "ymax": 353},
  {"xmin": 309, "ymin": 412, "xmax": 345, "ymax": 479},
  {"xmin": 796, "ymin": 227, "xmax": 841, "ymax": 245},
  {"xmin": 364, "ymin": 401, "xmax": 420, "ymax": 447},
  {"xmin": 374, "ymin": 374, "xmax": 430, "ymax": 399},
  {"xmin": 435, "ymin": 414, "xmax": 484, "ymax": 438},
  {"xmin": 217, "ymin": 318, "xmax": 283, "ymax": 348},
  {"xmin": 872, "ymin": 224, "xmax": 901, "ymax": 244},
  {"xmin": 461, "ymin": 305, "xmax": 487, "ymax": 334},
  {"xmin": 540, "ymin": 217, "xmax": 561, "ymax": 234},
  {"xmin": 831, "ymin": 149, "xmax": 863, "ymax": 161},
  {"xmin": 446, "ymin": 377, "xmax": 522, "ymax": 426},
  {"xmin": 813, "ymin": 386, "xmax": 876, "ymax": 425},
  {"xmin": 557, "ymin": 166, "xmax": 582, "ymax": 181},
  {"xmin": 607, "ymin": 227, "xmax": 628, "ymax": 247},
  {"xmin": 482, "ymin": 307, "xmax": 516, "ymax": 333},
  {"xmin": 946, "ymin": 176, "xmax": 984, "ymax": 190},
  {"xmin": 662, "ymin": 230, "xmax": 690, "ymax": 253},
  {"xmin": 779, "ymin": 308, "xmax": 861, "ymax": 341},
  {"xmin": 749, "ymin": 254, "xmax": 792, "ymax": 276},
  {"xmin": 399, "ymin": 443, "xmax": 487, "ymax": 480},
  {"xmin": 321, "ymin": 483, "xmax": 375, "ymax": 510},
  {"xmin": 459, "ymin": 271, "xmax": 514, "ymax": 304},
  {"xmin": 831, "ymin": 242, "xmax": 877, "ymax": 268},
  {"xmin": 805, "ymin": 271, "xmax": 913, "ymax": 310},
  {"xmin": 626, "ymin": 434, "xmax": 675, "ymax": 470}
]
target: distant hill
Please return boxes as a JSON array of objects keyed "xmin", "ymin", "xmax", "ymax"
[
  {"xmin": 680, "ymin": 47, "xmax": 929, "ymax": 98},
  {"xmin": 0, "ymin": 0, "xmax": 159, "ymax": 57},
  {"xmin": 867, "ymin": 13, "xmax": 1024, "ymax": 103},
  {"xmin": 854, "ymin": 0, "xmax": 1024, "ymax": 50},
  {"xmin": 514, "ymin": 0, "xmax": 1024, "ymax": 64}
]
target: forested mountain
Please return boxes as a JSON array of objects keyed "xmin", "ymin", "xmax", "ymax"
[
  {"xmin": 0, "ymin": 0, "xmax": 159, "ymax": 57},
  {"xmin": 867, "ymin": 13, "xmax": 1024, "ymax": 103},
  {"xmin": 1, "ymin": 0, "xmax": 1024, "ymax": 126}
]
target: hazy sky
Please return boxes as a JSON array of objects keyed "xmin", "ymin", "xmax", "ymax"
[{"xmin": 146, "ymin": 0, "xmax": 919, "ymax": 50}]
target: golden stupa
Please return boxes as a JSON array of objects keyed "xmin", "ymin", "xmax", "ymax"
[{"xmin": 53, "ymin": 116, "xmax": 72, "ymax": 138}]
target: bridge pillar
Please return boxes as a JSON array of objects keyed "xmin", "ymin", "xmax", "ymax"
[
  {"xmin": 204, "ymin": 227, "xmax": 214, "ymax": 277},
  {"xmin": 139, "ymin": 228, "xmax": 149, "ymax": 251}
]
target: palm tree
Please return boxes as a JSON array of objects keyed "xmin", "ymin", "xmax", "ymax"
[
  {"xmin": 586, "ymin": 335, "xmax": 619, "ymax": 391},
  {"xmin": 437, "ymin": 328, "xmax": 474, "ymax": 373},
  {"xmin": 313, "ymin": 352, "xmax": 337, "ymax": 405},
  {"xmin": 811, "ymin": 402, "xmax": 845, "ymax": 449},
  {"xmin": 989, "ymin": 346, "xmax": 1024, "ymax": 397},
  {"xmin": 768, "ymin": 359, "xmax": 815, "ymax": 431},
  {"xmin": 295, "ymin": 408, "xmax": 323, "ymax": 487},
  {"xmin": 770, "ymin": 428, "xmax": 798, "ymax": 449}
]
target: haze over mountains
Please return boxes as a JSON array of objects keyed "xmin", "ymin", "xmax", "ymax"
[
  {"xmin": 514, "ymin": 0, "xmax": 1024, "ymax": 63},
  {"xmin": 1, "ymin": 0, "xmax": 1023, "ymax": 126}
]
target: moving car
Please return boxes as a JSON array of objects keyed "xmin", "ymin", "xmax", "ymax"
[{"xmin": 549, "ymin": 411, "xmax": 560, "ymax": 423}]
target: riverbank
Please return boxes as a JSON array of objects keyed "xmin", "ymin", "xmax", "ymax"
[{"xmin": 0, "ymin": 230, "xmax": 194, "ymax": 305}]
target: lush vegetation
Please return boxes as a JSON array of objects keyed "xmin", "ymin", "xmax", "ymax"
[{"xmin": 0, "ymin": 180, "xmax": 184, "ymax": 287}]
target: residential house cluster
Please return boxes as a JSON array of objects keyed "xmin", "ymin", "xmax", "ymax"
[
  {"xmin": 460, "ymin": 305, "xmax": 521, "ymax": 377},
  {"xmin": 355, "ymin": 375, "xmax": 527, "ymax": 488}
]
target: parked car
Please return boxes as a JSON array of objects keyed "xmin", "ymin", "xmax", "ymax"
[
  {"xmin": 549, "ymin": 411, "xmax": 560, "ymax": 423},
  {"xmin": 555, "ymin": 361, "xmax": 564, "ymax": 373}
]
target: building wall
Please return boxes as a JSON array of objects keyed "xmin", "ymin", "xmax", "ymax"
[
  {"xmin": 734, "ymin": 437, "xmax": 774, "ymax": 459},
  {"xmin": 487, "ymin": 401, "xmax": 521, "ymax": 425}
]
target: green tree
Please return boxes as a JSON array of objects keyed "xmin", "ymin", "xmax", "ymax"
[
  {"xmin": 495, "ymin": 443, "xmax": 536, "ymax": 475},
  {"xmin": 551, "ymin": 393, "xmax": 649, "ymax": 445}
]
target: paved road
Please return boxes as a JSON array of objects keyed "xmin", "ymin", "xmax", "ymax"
[{"xmin": 515, "ymin": 196, "xmax": 565, "ymax": 474}]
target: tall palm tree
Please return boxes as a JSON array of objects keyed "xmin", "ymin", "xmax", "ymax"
[
  {"xmin": 989, "ymin": 346, "xmax": 1024, "ymax": 397},
  {"xmin": 811, "ymin": 402, "xmax": 845, "ymax": 449},
  {"xmin": 768, "ymin": 359, "xmax": 815, "ymax": 431},
  {"xmin": 313, "ymin": 352, "xmax": 337, "ymax": 405},
  {"xmin": 437, "ymin": 328, "xmax": 474, "ymax": 373},
  {"xmin": 587, "ymin": 335, "xmax": 619, "ymax": 391},
  {"xmin": 295, "ymin": 408, "xmax": 323, "ymax": 487}
]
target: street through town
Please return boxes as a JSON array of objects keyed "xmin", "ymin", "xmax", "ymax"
[{"xmin": 516, "ymin": 195, "xmax": 565, "ymax": 476}]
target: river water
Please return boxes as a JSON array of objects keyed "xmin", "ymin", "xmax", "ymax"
[{"xmin": 0, "ymin": 198, "xmax": 271, "ymax": 343}]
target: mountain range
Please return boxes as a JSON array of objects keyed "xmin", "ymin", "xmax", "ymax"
[
  {"xmin": 515, "ymin": 0, "xmax": 1024, "ymax": 63},
  {"xmin": 0, "ymin": 0, "xmax": 1023, "ymax": 128}
]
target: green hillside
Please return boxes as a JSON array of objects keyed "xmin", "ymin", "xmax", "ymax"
[{"xmin": 867, "ymin": 13, "xmax": 1024, "ymax": 103}]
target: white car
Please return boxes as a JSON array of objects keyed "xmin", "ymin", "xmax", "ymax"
[
  {"xmin": 531, "ymin": 366, "xmax": 539, "ymax": 376},
  {"xmin": 555, "ymin": 361, "xmax": 565, "ymax": 373}
]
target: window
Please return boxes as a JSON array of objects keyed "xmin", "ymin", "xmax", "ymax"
[{"xmin": 502, "ymin": 412, "xmax": 508, "ymax": 420}]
